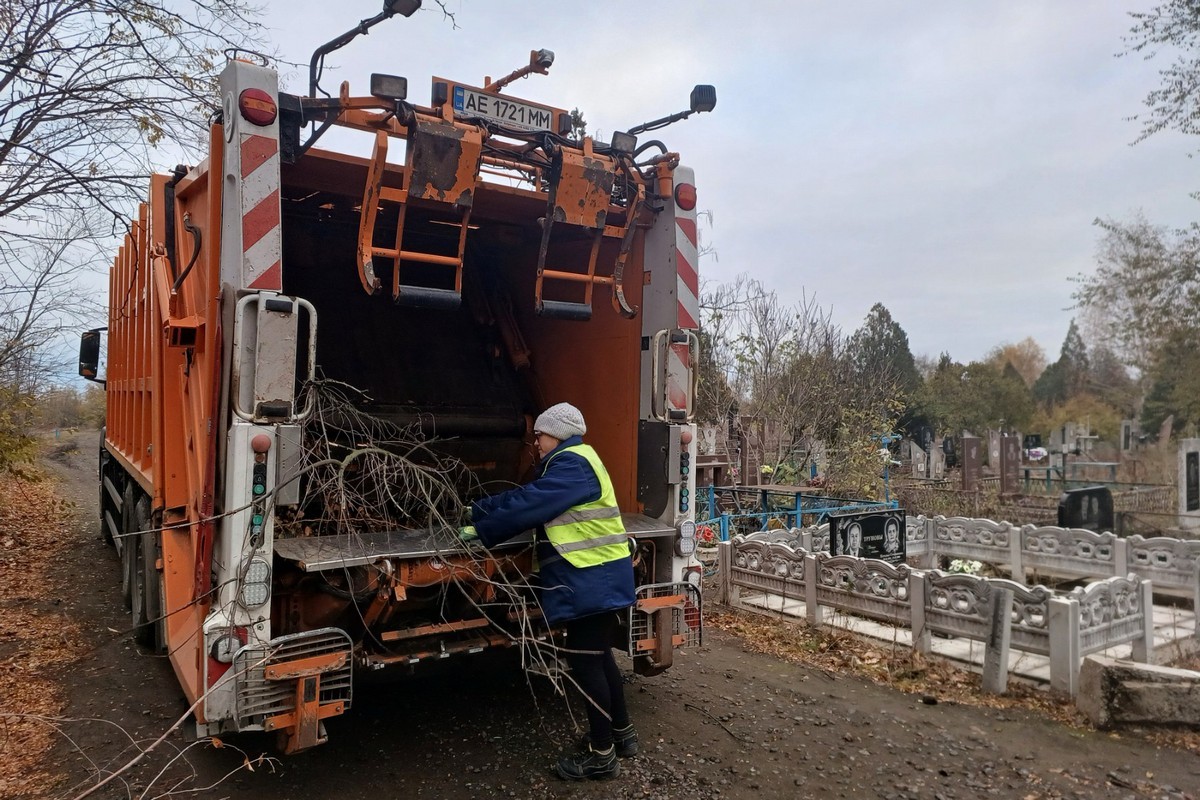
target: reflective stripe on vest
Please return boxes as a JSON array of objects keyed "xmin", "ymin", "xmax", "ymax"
[{"xmin": 542, "ymin": 444, "xmax": 629, "ymax": 569}]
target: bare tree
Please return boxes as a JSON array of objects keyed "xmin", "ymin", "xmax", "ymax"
[
  {"xmin": 1124, "ymin": 0, "xmax": 1200, "ymax": 146},
  {"xmin": 1073, "ymin": 214, "xmax": 1200, "ymax": 374},
  {"xmin": 699, "ymin": 276, "xmax": 856, "ymax": 482},
  {"xmin": 0, "ymin": 1, "xmax": 273, "ymax": 242},
  {"xmin": 0, "ymin": 216, "xmax": 95, "ymax": 385},
  {"xmin": 0, "ymin": 214, "xmax": 97, "ymax": 470},
  {"xmin": 0, "ymin": 0, "xmax": 270, "ymax": 468}
]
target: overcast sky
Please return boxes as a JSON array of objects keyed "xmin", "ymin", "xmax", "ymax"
[{"xmin": 260, "ymin": 0, "xmax": 1196, "ymax": 365}]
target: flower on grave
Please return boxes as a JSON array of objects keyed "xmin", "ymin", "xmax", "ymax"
[
  {"xmin": 947, "ymin": 559, "xmax": 983, "ymax": 575},
  {"xmin": 696, "ymin": 525, "xmax": 718, "ymax": 548}
]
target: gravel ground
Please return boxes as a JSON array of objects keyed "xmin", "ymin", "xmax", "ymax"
[{"xmin": 11, "ymin": 430, "xmax": 1199, "ymax": 799}]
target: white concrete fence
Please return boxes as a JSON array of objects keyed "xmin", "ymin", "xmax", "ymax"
[{"xmin": 716, "ymin": 516, "xmax": 1200, "ymax": 698}]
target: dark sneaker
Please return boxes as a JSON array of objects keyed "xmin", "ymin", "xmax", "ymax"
[
  {"xmin": 580, "ymin": 724, "xmax": 639, "ymax": 758},
  {"xmin": 555, "ymin": 745, "xmax": 620, "ymax": 780}
]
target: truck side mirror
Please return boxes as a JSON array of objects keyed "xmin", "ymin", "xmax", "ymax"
[{"xmin": 79, "ymin": 328, "xmax": 107, "ymax": 384}]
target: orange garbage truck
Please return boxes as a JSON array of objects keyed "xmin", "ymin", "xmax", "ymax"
[{"xmin": 78, "ymin": 4, "xmax": 713, "ymax": 754}]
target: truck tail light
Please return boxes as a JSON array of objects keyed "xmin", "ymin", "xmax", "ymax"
[
  {"xmin": 674, "ymin": 182, "xmax": 697, "ymax": 211},
  {"xmin": 239, "ymin": 558, "xmax": 272, "ymax": 607},
  {"xmin": 239, "ymin": 88, "xmax": 277, "ymax": 126},
  {"xmin": 675, "ymin": 519, "xmax": 696, "ymax": 557}
]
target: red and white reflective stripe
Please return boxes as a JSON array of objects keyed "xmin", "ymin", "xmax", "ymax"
[
  {"xmin": 674, "ymin": 167, "xmax": 699, "ymax": 329},
  {"xmin": 667, "ymin": 340, "xmax": 690, "ymax": 414},
  {"xmin": 676, "ymin": 217, "xmax": 699, "ymax": 329},
  {"xmin": 241, "ymin": 133, "xmax": 281, "ymax": 290}
]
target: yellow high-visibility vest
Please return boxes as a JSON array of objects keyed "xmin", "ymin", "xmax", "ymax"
[{"xmin": 542, "ymin": 444, "xmax": 629, "ymax": 569}]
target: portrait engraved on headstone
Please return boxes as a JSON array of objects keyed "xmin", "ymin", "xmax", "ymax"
[
  {"xmin": 1058, "ymin": 486, "xmax": 1114, "ymax": 532},
  {"xmin": 829, "ymin": 510, "xmax": 906, "ymax": 565}
]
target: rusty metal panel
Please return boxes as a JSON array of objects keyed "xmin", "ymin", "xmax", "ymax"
[
  {"xmin": 554, "ymin": 149, "xmax": 616, "ymax": 229},
  {"xmin": 406, "ymin": 120, "xmax": 482, "ymax": 207}
]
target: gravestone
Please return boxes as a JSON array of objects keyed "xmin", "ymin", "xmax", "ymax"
[
  {"xmin": 1058, "ymin": 486, "xmax": 1114, "ymax": 532},
  {"xmin": 1023, "ymin": 433, "xmax": 1042, "ymax": 452},
  {"xmin": 809, "ymin": 439, "xmax": 828, "ymax": 480},
  {"xmin": 961, "ymin": 435, "xmax": 982, "ymax": 491},
  {"xmin": 999, "ymin": 434, "xmax": 1021, "ymax": 494},
  {"xmin": 1159, "ymin": 414, "xmax": 1175, "ymax": 443},
  {"xmin": 1179, "ymin": 438, "xmax": 1200, "ymax": 530},
  {"xmin": 910, "ymin": 441, "xmax": 927, "ymax": 478},
  {"xmin": 829, "ymin": 509, "xmax": 906, "ymax": 565},
  {"xmin": 930, "ymin": 439, "xmax": 946, "ymax": 480},
  {"xmin": 1120, "ymin": 420, "xmax": 1133, "ymax": 453},
  {"xmin": 1049, "ymin": 422, "xmax": 1076, "ymax": 472},
  {"xmin": 988, "ymin": 430, "xmax": 1001, "ymax": 469}
]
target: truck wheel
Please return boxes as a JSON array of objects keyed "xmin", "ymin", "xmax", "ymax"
[
  {"xmin": 98, "ymin": 432, "xmax": 113, "ymax": 545},
  {"xmin": 129, "ymin": 495, "xmax": 156, "ymax": 648},
  {"xmin": 120, "ymin": 484, "xmax": 136, "ymax": 609},
  {"xmin": 139, "ymin": 517, "xmax": 165, "ymax": 652}
]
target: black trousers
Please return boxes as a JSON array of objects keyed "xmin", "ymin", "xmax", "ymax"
[{"xmin": 564, "ymin": 611, "xmax": 629, "ymax": 749}]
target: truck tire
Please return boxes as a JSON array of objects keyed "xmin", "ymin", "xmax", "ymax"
[
  {"xmin": 129, "ymin": 494, "xmax": 156, "ymax": 648},
  {"xmin": 120, "ymin": 483, "xmax": 137, "ymax": 609},
  {"xmin": 140, "ymin": 518, "xmax": 166, "ymax": 652},
  {"xmin": 98, "ymin": 429, "xmax": 113, "ymax": 546}
]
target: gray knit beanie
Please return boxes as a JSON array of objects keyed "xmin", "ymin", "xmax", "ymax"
[{"xmin": 534, "ymin": 402, "xmax": 587, "ymax": 441}]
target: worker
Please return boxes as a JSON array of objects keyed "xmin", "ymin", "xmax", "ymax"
[{"xmin": 459, "ymin": 402, "xmax": 637, "ymax": 780}]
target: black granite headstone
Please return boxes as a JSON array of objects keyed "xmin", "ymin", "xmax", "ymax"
[
  {"xmin": 829, "ymin": 509, "xmax": 906, "ymax": 566},
  {"xmin": 1000, "ymin": 435, "xmax": 1020, "ymax": 494},
  {"xmin": 961, "ymin": 436, "xmax": 981, "ymax": 491},
  {"xmin": 1187, "ymin": 452, "xmax": 1199, "ymax": 512},
  {"xmin": 1057, "ymin": 486, "xmax": 1114, "ymax": 532}
]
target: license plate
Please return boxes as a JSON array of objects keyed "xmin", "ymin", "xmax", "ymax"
[{"xmin": 452, "ymin": 85, "xmax": 556, "ymax": 132}]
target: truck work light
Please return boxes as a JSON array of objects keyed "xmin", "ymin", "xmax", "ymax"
[
  {"xmin": 384, "ymin": 0, "xmax": 422, "ymax": 16},
  {"xmin": 689, "ymin": 85, "xmax": 717, "ymax": 114},
  {"xmin": 370, "ymin": 73, "xmax": 409, "ymax": 101},
  {"xmin": 610, "ymin": 130, "xmax": 637, "ymax": 155}
]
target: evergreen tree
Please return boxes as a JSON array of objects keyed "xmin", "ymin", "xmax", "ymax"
[{"xmin": 1033, "ymin": 320, "xmax": 1089, "ymax": 408}]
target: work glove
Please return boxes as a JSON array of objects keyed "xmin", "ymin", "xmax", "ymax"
[{"xmin": 458, "ymin": 525, "xmax": 479, "ymax": 543}]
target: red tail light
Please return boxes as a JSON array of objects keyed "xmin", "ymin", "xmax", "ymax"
[
  {"xmin": 674, "ymin": 183, "xmax": 697, "ymax": 211},
  {"xmin": 239, "ymin": 88, "xmax": 277, "ymax": 127}
]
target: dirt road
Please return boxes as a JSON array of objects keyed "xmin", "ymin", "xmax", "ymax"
[{"xmin": 29, "ymin": 432, "xmax": 1200, "ymax": 799}]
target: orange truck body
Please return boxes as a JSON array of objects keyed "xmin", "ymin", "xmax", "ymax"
[{"xmin": 86, "ymin": 56, "xmax": 705, "ymax": 752}]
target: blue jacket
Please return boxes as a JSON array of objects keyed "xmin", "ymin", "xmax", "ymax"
[{"xmin": 471, "ymin": 436, "xmax": 636, "ymax": 624}]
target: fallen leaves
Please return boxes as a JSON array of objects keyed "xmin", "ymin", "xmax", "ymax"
[
  {"xmin": 706, "ymin": 606, "xmax": 1200, "ymax": 758},
  {"xmin": 0, "ymin": 467, "xmax": 86, "ymax": 798}
]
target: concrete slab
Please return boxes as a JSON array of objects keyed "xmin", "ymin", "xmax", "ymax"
[{"xmin": 1078, "ymin": 655, "xmax": 1200, "ymax": 729}]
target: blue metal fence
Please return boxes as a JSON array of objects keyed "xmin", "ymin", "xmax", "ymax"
[{"xmin": 696, "ymin": 485, "xmax": 897, "ymax": 542}]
